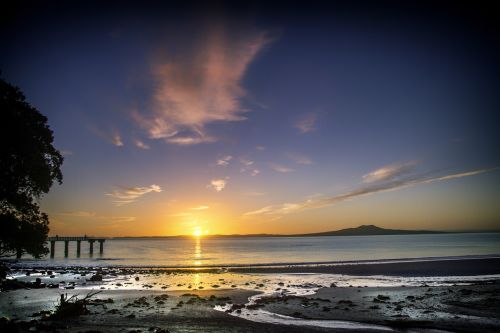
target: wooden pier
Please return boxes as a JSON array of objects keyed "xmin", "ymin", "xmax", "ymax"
[{"xmin": 47, "ymin": 236, "xmax": 106, "ymax": 257}]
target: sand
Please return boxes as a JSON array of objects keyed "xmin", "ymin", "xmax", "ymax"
[{"xmin": 1, "ymin": 257, "xmax": 500, "ymax": 332}]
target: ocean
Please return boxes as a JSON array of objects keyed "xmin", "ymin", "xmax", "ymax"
[{"xmin": 16, "ymin": 232, "xmax": 500, "ymax": 268}]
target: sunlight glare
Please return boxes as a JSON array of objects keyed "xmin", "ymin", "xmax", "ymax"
[{"xmin": 193, "ymin": 226, "xmax": 202, "ymax": 237}]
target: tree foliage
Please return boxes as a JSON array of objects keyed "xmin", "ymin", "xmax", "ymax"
[{"xmin": 0, "ymin": 77, "xmax": 63, "ymax": 258}]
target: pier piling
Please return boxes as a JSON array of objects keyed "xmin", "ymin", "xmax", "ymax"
[
  {"xmin": 64, "ymin": 240, "xmax": 69, "ymax": 257},
  {"xmin": 50, "ymin": 241, "xmax": 55, "ymax": 258},
  {"xmin": 76, "ymin": 240, "xmax": 81, "ymax": 257},
  {"xmin": 98, "ymin": 239, "xmax": 105, "ymax": 254}
]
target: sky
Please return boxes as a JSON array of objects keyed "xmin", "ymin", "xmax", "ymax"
[{"xmin": 1, "ymin": 1, "xmax": 500, "ymax": 236}]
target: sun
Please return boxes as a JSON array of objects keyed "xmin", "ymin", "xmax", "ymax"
[{"xmin": 193, "ymin": 227, "xmax": 202, "ymax": 237}]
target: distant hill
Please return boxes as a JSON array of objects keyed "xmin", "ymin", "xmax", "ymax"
[
  {"xmin": 113, "ymin": 225, "xmax": 447, "ymax": 239},
  {"xmin": 291, "ymin": 224, "xmax": 446, "ymax": 237}
]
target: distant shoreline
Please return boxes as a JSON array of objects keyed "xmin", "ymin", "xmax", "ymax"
[
  {"xmin": 112, "ymin": 232, "xmax": 452, "ymax": 240},
  {"xmin": 101, "ymin": 225, "xmax": 500, "ymax": 239}
]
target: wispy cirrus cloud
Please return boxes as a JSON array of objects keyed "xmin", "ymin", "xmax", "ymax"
[
  {"xmin": 363, "ymin": 161, "xmax": 417, "ymax": 183},
  {"xmin": 217, "ymin": 155, "xmax": 233, "ymax": 167},
  {"xmin": 240, "ymin": 157, "xmax": 254, "ymax": 167},
  {"xmin": 112, "ymin": 130, "xmax": 124, "ymax": 147},
  {"xmin": 208, "ymin": 179, "xmax": 227, "ymax": 192},
  {"xmin": 239, "ymin": 157, "xmax": 260, "ymax": 176},
  {"xmin": 108, "ymin": 216, "xmax": 136, "ymax": 223},
  {"xmin": 243, "ymin": 167, "xmax": 498, "ymax": 220},
  {"xmin": 134, "ymin": 139, "xmax": 150, "ymax": 150},
  {"xmin": 271, "ymin": 163, "xmax": 294, "ymax": 173},
  {"xmin": 190, "ymin": 205, "xmax": 210, "ymax": 210},
  {"xmin": 294, "ymin": 113, "xmax": 318, "ymax": 134},
  {"xmin": 59, "ymin": 211, "xmax": 96, "ymax": 217},
  {"xmin": 57, "ymin": 211, "xmax": 135, "ymax": 223},
  {"xmin": 287, "ymin": 152, "xmax": 313, "ymax": 165},
  {"xmin": 106, "ymin": 184, "xmax": 162, "ymax": 205},
  {"xmin": 240, "ymin": 157, "xmax": 260, "ymax": 177},
  {"xmin": 88, "ymin": 125, "xmax": 125, "ymax": 147},
  {"xmin": 134, "ymin": 25, "xmax": 270, "ymax": 145}
]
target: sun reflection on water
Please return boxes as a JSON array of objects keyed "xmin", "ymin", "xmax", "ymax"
[{"xmin": 194, "ymin": 237, "xmax": 202, "ymax": 266}]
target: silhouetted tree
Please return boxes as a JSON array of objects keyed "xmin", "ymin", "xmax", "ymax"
[{"xmin": 0, "ymin": 77, "xmax": 63, "ymax": 258}]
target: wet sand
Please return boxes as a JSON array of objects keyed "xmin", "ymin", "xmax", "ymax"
[
  {"xmin": 1, "ymin": 257, "xmax": 500, "ymax": 332},
  {"xmin": 248, "ymin": 283, "xmax": 500, "ymax": 332},
  {"xmin": 229, "ymin": 257, "xmax": 500, "ymax": 276}
]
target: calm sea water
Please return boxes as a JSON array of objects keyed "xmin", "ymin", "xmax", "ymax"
[{"xmin": 19, "ymin": 233, "xmax": 500, "ymax": 268}]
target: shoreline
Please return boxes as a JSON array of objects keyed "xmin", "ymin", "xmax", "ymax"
[{"xmin": 6, "ymin": 255, "xmax": 500, "ymax": 277}]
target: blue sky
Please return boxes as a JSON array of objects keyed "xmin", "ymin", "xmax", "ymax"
[{"xmin": 2, "ymin": 1, "xmax": 499, "ymax": 236}]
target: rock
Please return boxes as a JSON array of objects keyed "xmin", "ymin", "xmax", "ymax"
[
  {"xmin": 135, "ymin": 276, "xmax": 140, "ymax": 281},
  {"xmin": 89, "ymin": 274, "xmax": 103, "ymax": 282},
  {"xmin": 376, "ymin": 295, "xmax": 390, "ymax": 301}
]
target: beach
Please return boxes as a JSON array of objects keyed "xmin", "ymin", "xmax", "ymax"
[{"xmin": 2, "ymin": 256, "xmax": 500, "ymax": 332}]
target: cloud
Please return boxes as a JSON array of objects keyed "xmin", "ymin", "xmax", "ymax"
[
  {"xmin": 243, "ymin": 205, "xmax": 274, "ymax": 216},
  {"xmin": 239, "ymin": 157, "xmax": 260, "ymax": 176},
  {"xmin": 271, "ymin": 163, "xmax": 294, "ymax": 173},
  {"xmin": 57, "ymin": 211, "xmax": 135, "ymax": 223},
  {"xmin": 217, "ymin": 155, "xmax": 233, "ymax": 167},
  {"xmin": 134, "ymin": 139, "xmax": 150, "ymax": 150},
  {"xmin": 243, "ymin": 167, "xmax": 498, "ymax": 220},
  {"xmin": 363, "ymin": 161, "xmax": 417, "ymax": 183},
  {"xmin": 165, "ymin": 135, "xmax": 216, "ymax": 145},
  {"xmin": 240, "ymin": 157, "xmax": 254, "ymax": 166},
  {"xmin": 106, "ymin": 184, "xmax": 162, "ymax": 205},
  {"xmin": 191, "ymin": 205, "xmax": 210, "ymax": 210},
  {"xmin": 112, "ymin": 130, "xmax": 124, "ymax": 147},
  {"xmin": 60, "ymin": 150, "xmax": 73, "ymax": 156},
  {"xmin": 287, "ymin": 152, "xmax": 313, "ymax": 165},
  {"xmin": 109, "ymin": 216, "xmax": 136, "ymax": 223},
  {"xmin": 256, "ymin": 145, "xmax": 266, "ymax": 151},
  {"xmin": 294, "ymin": 113, "xmax": 317, "ymax": 134},
  {"xmin": 88, "ymin": 125, "xmax": 126, "ymax": 147},
  {"xmin": 59, "ymin": 211, "xmax": 96, "ymax": 217},
  {"xmin": 134, "ymin": 25, "xmax": 270, "ymax": 145},
  {"xmin": 208, "ymin": 179, "xmax": 227, "ymax": 192}
]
